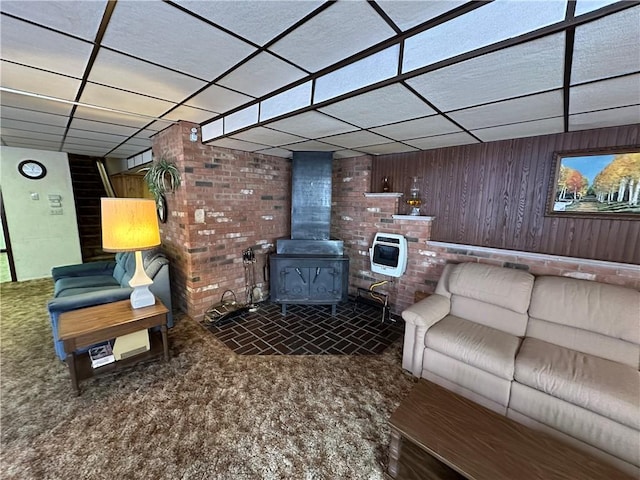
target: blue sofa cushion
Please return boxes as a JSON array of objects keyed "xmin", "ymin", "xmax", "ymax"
[{"xmin": 54, "ymin": 275, "xmax": 119, "ymax": 296}]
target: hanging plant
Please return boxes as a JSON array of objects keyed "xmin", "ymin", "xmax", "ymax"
[{"xmin": 139, "ymin": 156, "xmax": 182, "ymax": 200}]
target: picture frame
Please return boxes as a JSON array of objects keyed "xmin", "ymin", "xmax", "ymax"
[{"xmin": 546, "ymin": 146, "xmax": 640, "ymax": 220}]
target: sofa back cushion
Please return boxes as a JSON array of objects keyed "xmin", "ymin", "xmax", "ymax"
[
  {"xmin": 439, "ymin": 263, "xmax": 534, "ymax": 337},
  {"xmin": 528, "ymin": 276, "xmax": 640, "ymax": 367},
  {"xmin": 112, "ymin": 249, "xmax": 164, "ymax": 287}
]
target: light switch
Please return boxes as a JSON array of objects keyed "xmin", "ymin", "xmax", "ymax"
[{"xmin": 30, "ymin": 192, "xmax": 40, "ymax": 200}]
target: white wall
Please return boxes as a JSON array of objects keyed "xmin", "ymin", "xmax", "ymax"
[{"xmin": 0, "ymin": 147, "xmax": 82, "ymax": 280}]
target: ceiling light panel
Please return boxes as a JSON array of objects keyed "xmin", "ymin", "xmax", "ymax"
[
  {"xmin": 571, "ymin": 7, "xmax": 640, "ymax": 84},
  {"xmin": 449, "ymin": 90, "xmax": 563, "ymax": 130},
  {"xmin": 377, "ymin": 1, "xmax": 467, "ymax": 31},
  {"xmin": 0, "ymin": 0, "xmax": 107, "ymax": 41},
  {"xmin": 0, "ymin": 62, "xmax": 82, "ymax": 100},
  {"xmin": 231, "ymin": 127, "xmax": 305, "ymax": 146},
  {"xmin": 218, "ymin": 52, "xmax": 307, "ymax": 97},
  {"xmin": 0, "ymin": 106, "xmax": 69, "ymax": 127},
  {"xmin": 569, "ymin": 105, "xmax": 640, "ymax": 131},
  {"xmin": 268, "ymin": 111, "xmax": 358, "ymax": 138},
  {"xmin": 370, "ymin": 115, "xmax": 461, "ymax": 141},
  {"xmin": 269, "ymin": 1, "xmax": 396, "ymax": 72},
  {"xmin": 0, "ymin": 17, "xmax": 92, "ymax": 77},
  {"xmin": 207, "ymin": 137, "xmax": 269, "ymax": 152},
  {"xmin": 185, "ymin": 84, "xmax": 253, "ymax": 113},
  {"xmin": 176, "ymin": 0, "xmax": 324, "ymax": 46},
  {"xmin": 319, "ymin": 83, "xmax": 435, "ymax": 128},
  {"xmin": 201, "ymin": 119, "xmax": 223, "ymax": 142},
  {"xmin": 162, "ymin": 105, "xmax": 218, "ymax": 123},
  {"xmin": 314, "ymin": 45, "xmax": 399, "ymax": 104},
  {"xmin": 357, "ymin": 142, "xmax": 419, "ymax": 155},
  {"xmin": 88, "ymin": 49, "xmax": 206, "ymax": 102},
  {"xmin": 570, "ymin": 74, "xmax": 640, "ymax": 114},
  {"xmin": 224, "ymin": 104, "xmax": 259, "ymax": 134},
  {"xmin": 575, "ymin": 0, "xmax": 621, "ymax": 16},
  {"xmin": 405, "ymin": 131, "xmax": 478, "ymax": 150},
  {"xmin": 260, "ymin": 81, "xmax": 312, "ymax": 121},
  {"xmin": 101, "ymin": 1, "xmax": 256, "ymax": 80},
  {"xmin": 407, "ymin": 34, "xmax": 565, "ymax": 111},
  {"xmin": 471, "ymin": 117, "xmax": 564, "ymax": 142},
  {"xmin": 79, "ymin": 83, "xmax": 174, "ymax": 118},
  {"xmin": 0, "ymin": 91, "xmax": 73, "ymax": 116},
  {"xmin": 319, "ymin": 130, "xmax": 391, "ymax": 149},
  {"xmin": 403, "ymin": 1, "xmax": 566, "ymax": 73}
]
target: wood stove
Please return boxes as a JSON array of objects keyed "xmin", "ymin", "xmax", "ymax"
[{"xmin": 270, "ymin": 151, "xmax": 349, "ymax": 315}]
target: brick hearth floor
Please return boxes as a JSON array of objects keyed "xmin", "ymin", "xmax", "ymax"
[{"xmin": 201, "ymin": 299, "xmax": 404, "ymax": 355}]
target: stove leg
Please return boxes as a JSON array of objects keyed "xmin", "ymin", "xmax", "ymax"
[
  {"xmin": 331, "ymin": 304, "xmax": 336, "ymax": 316},
  {"xmin": 281, "ymin": 304, "xmax": 287, "ymax": 316}
]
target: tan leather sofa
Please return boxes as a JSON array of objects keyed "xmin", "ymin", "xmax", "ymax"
[{"xmin": 402, "ymin": 262, "xmax": 640, "ymax": 476}]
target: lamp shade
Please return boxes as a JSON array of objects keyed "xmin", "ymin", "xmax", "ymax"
[{"xmin": 101, "ymin": 198, "xmax": 161, "ymax": 252}]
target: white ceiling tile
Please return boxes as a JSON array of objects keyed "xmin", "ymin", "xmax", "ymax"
[
  {"xmin": 570, "ymin": 75, "xmax": 640, "ymax": 114},
  {"xmin": 101, "ymin": 1, "xmax": 256, "ymax": 80},
  {"xmin": 403, "ymin": 1, "xmax": 567, "ymax": 73},
  {"xmin": 185, "ymin": 84, "xmax": 253, "ymax": 113},
  {"xmin": 73, "ymin": 106, "xmax": 166, "ymax": 130},
  {"xmin": 63, "ymin": 135, "xmax": 118, "ymax": 149},
  {"xmin": 472, "ymin": 117, "xmax": 564, "ymax": 142},
  {"xmin": 1, "ymin": 137, "xmax": 61, "ymax": 149},
  {"xmin": 314, "ymin": 45, "xmax": 399, "ymax": 103},
  {"xmin": 282, "ymin": 140, "xmax": 337, "ymax": 152},
  {"xmin": 206, "ymin": 138, "xmax": 269, "ymax": 152},
  {"xmin": 319, "ymin": 84, "xmax": 435, "ymax": 128},
  {"xmin": 569, "ymin": 105, "xmax": 640, "ymax": 131},
  {"xmin": 268, "ymin": 111, "xmax": 358, "ymax": 138},
  {"xmin": 405, "ymin": 132, "xmax": 479, "ymax": 150},
  {"xmin": 175, "ymin": 0, "xmax": 324, "ymax": 46},
  {"xmin": 319, "ymin": 130, "xmax": 391, "ymax": 149},
  {"xmin": 333, "ymin": 149, "xmax": 369, "ymax": 159},
  {"xmin": 370, "ymin": 115, "xmax": 461, "ymax": 140},
  {"xmin": 0, "ymin": 0, "xmax": 107, "ymax": 41},
  {"xmin": 0, "ymin": 128, "xmax": 62, "ymax": 142},
  {"xmin": 224, "ymin": 104, "xmax": 259, "ymax": 134},
  {"xmin": 260, "ymin": 82, "xmax": 312, "ymax": 121},
  {"xmin": 0, "ymin": 91, "xmax": 73, "ymax": 116},
  {"xmin": 449, "ymin": 90, "xmax": 563, "ymax": 130},
  {"xmin": 0, "ymin": 106, "xmax": 69, "ymax": 127},
  {"xmin": 161, "ymin": 105, "xmax": 216, "ymax": 123},
  {"xmin": 575, "ymin": 0, "xmax": 621, "ymax": 16},
  {"xmin": 0, "ymin": 119, "xmax": 67, "ymax": 136},
  {"xmin": 255, "ymin": 147, "xmax": 292, "ymax": 158},
  {"xmin": 357, "ymin": 142, "xmax": 419, "ymax": 155},
  {"xmin": 377, "ymin": 1, "xmax": 467, "ymax": 31},
  {"xmin": 79, "ymin": 83, "xmax": 175, "ymax": 118},
  {"xmin": 201, "ymin": 119, "xmax": 224, "ymax": 142},
  {"xmin": 231, "ymin": 127, "xmax": 305, "ymax": 146},
  {"xmin": 68, "ymin": 118, "xmax": 139, "ymax": 137},
  {"xmin": 218, "ymin": 52, "xmax": 306, "ymax": 97},
  {"xmin": 571, "ymin": 7, "xmax": 640, "ymax": 84},
  {"xmin": 66, "ymin": 128, "xmax": 127, "ymax": 143},
  {"xmin": 407, "ymin": 34, "xmax": 565, "ymax": 111},
  {"xmin": 98, "ymin": 146, "xmax": 134, "ymax": 158},
  {"xmin": 0, "ymin": 17, "xmax": 92, "ymax": 77},
  {"xmin": 1, "ymin": 61, "xmax": 81, "ymax": 100},
  {"xmin": 269, "ymin": 1, "xmax": 395, "ymax": 72},
  {"xmin": 88, "ymin": 49, "xmax": 206, "ymax": 102}
]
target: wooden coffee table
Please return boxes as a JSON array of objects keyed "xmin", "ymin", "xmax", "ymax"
[
  {"xmin": 58, "ymin": 298, "xmax": 169, "ymax": 395},
  {"xmin": 387, "ymin": 379, "xmax": 633, "ymax": 480}
]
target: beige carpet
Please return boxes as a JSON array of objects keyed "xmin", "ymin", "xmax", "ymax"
[{"xmin": 0, "ymin": 279, "xmax": 415, "ymax": 479}]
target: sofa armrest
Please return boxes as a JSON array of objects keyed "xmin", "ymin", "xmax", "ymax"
[
  {"xmin": 51, "ymin": 261, "xmax": 116, "ymax": 282},
  {"xmin": 402, "ymin": 294, "xmax": 451, "ymax": 328},
  {"xmin": 401, "ymin": 294, "xmax": 451, "ymax": 376},
  {"xmin": 47, "ymin": 287, "xmax": 132, "ymax": 315}
]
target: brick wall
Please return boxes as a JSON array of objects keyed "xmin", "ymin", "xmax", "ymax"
[{"xmin": 153, "ymin": 122, "xmax": 291, "ymax": 320}]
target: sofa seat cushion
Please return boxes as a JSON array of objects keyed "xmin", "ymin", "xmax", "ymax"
[
  {"xmin": 55, "ymin": 286, "xmax": 131, "ymax": 298},
  {"xmin": 426, "ymin": 315, "xmax": 521, "ymax": 380},
  {"xmin": 54, "ymin": 276, "xmax": 119, "ymax": 296},
  {"xmin": 515, "ymin": 337, "xmax": 640, "ymax": 429}
]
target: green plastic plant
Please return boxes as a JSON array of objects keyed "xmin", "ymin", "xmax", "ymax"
[{"xmin": 139, "ymin": 156, "xmax": 182, "ymax": 200}]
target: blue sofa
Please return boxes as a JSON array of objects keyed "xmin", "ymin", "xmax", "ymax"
[{"xmin": 47, "ymin": 249, "xmax": 173, "ymax": 360}]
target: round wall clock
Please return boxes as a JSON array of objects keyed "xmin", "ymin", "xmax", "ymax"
[
  {"xmin": 156, "ymin": 194, "xmax": 168, "ymax": 223},
  {"xmin": 18, "ymin": 160, "xmax": 47, "ymax": 180}
]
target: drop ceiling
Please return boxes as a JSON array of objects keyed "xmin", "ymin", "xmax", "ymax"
[{"xmin": 1, "ymin": 0, "xmax": 638, "ymax": 162}]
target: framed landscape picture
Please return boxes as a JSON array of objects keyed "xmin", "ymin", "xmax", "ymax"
[{"xmin": 546, "ymin": 147, "xmax": 640, "ymax": 220}]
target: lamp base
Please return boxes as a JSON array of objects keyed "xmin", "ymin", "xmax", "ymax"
[{"xmin": 130, "ymin": 285, "xmax": 155, "ymax": 309}]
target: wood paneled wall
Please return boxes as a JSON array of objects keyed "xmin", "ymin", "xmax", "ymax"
[{"xmin": 371, "ymin": 125, "xmax": 640, "ymax": 264}]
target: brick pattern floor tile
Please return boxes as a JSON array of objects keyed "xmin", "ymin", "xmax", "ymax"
[{"xmin": 201, "ymin": 299, "xmax": 404, "ymax": 355}]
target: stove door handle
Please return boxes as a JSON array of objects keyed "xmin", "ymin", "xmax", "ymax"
[
  {"xmin": 295, "ymin": 267, "xmax": 307, "ymax": 284},
  {"xmin": 312, "ymin": 267, "xmax": 321, "ymax": 283}
]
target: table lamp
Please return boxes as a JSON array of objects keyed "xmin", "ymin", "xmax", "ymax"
[{"xmin": 101, "ymin": 198, "xmax": 161, "ymax": 309}]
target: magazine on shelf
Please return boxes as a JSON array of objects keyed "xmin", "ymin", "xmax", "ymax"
[{"xmin": 88, "ymin": 342, "xmax": 115, "ymax": 368}]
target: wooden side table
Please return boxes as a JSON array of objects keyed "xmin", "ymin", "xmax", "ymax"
[{"xmin": 58, "ymin": 298, "xmax": 169, "ymax": 395}]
